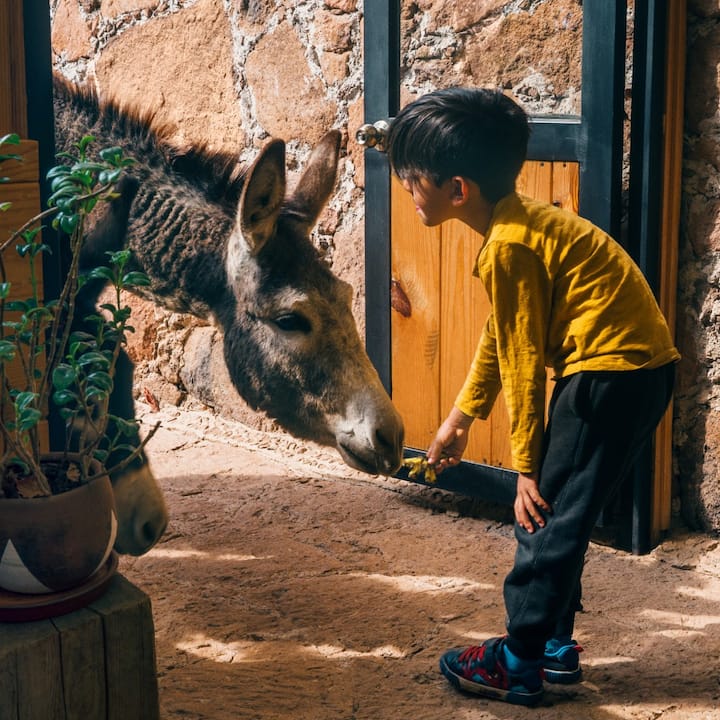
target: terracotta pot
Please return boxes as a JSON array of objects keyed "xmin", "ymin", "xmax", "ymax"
[{"xmin": 0, "ymin": 454, "xmax": 117, "ymax": 594}]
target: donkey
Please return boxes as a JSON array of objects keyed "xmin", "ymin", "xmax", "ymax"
[{"xmin": 53, "ymin": 77, "xmax": 405, "ymax": 554}]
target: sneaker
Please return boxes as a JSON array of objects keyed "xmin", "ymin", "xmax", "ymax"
[
  {"xmin": 543, "ymin": 638, "xmax": 583, "ymax": 684},
  {"xmin": 439, "ymin": 637, "xmax": 544, "ymax": 706}
]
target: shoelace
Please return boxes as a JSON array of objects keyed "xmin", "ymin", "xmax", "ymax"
[{"xmin": 458, "ymin": 644, "xmax": 489, "ymax": 668}]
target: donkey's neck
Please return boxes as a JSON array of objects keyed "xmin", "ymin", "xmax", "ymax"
[{"xmin": 126, "ymin": 179, "xmax": 233, "ymax": 318}]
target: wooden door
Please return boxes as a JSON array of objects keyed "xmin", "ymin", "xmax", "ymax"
[
  {"xmin": 0, "ymin": 3, "xmax": 27, "ymax": 138},
  {"xmin": 1, "ymin": 4, "xmax": 48, "ymax": 452},
  {"xmin": 363, "ymin": 0, "xmax": 685, "ymax": 551}
]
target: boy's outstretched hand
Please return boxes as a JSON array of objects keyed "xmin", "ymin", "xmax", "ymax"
[
  {"xmin": 427, "ymin": 406, "xmax": 474, "ymax": 473},
  {"xmin": 515, "ymin": 473, "xmax": 552, "ymax": 533},
  {"xmin": 427, "ymin": 409, "xmax": 552, "ymax": 534}
]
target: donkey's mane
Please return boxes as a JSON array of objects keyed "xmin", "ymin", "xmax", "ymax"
[{"xmin": 53, "ymin": 75, "xmax": 247, "ymax": 208}]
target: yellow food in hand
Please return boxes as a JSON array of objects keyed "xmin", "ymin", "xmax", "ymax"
[{"xmin": 402, "ymin": 456, "xmax": 437, "ymax": 483}]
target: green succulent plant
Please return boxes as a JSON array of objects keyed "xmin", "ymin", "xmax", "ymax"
[{"xmin": 0, "ymin": 132, "xmax": 154, "ymax": 497}]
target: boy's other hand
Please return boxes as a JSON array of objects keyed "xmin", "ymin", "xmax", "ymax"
[
  {"xmin": 515, "ymin": 473, "xmax": 552, "ymax": 533},
  {"xmin": 427, "ymin": 407, "xmax": 474, "ymax": 473}
]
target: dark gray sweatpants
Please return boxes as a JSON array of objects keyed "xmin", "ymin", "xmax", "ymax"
[{"xmin": 503, "ymin": 363, "xmax": 676, "ymax": 660}]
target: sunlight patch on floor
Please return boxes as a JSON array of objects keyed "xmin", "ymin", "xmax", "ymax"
[
  {"xmin": 146, "ymin": 548, "xmax": 272, "ymax": 562},
  {"xmin": 652, "ymin": 629, "xmax": 706, "ymax": 639},
  {"xmin": 350, "ymin": 572, "xmax": 495, "ymax": 594},
  {"xmin": 308, "ymin": 643, "xmax": 405, "ymax": 659},
  {"xmin": 639, "ymin": 607, "xmax": 720, "ymax": 630},
  {"xmin": 676, "ymin": 582, "xmax": 720, "ymax": 601},
  {"xmin": 597, "ymin": 704, "xmax": 718, "ymax": 720},
  {"xmin": 582, "ymin": 655, "xmax": 637, "ymax": 667},
  {"xmin": 176, "ymin": 634, "xmax": 406, "ymax": 663},
  {"xmin": 176, "ymin": 634, "xmax": 252, "ymax": 663}
]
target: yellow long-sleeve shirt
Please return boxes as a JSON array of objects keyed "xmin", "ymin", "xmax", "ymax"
[{"xmin": 455, "ymin": 193, "xmax": 680, "ymax": 474}]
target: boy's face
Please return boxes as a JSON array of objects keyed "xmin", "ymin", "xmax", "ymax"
[{"xmin": 400, "ymin": 175, "xmax": 456, "ymax": 227}]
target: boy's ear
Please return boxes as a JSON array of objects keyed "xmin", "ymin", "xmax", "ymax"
[{"xmin": 450, "ymin": 176, "xmax": 471, "ymax": 206}]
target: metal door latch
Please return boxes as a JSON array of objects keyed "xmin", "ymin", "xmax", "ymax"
[{"xmin": 356, "ymin": 120, "xmax": 391, "ymax": 152}]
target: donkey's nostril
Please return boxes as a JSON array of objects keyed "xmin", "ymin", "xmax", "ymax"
[
  {"xmin": 376, "ymin": 427, "xmax": 395, "ymax": 452},
  {"xmin": 140, "ymin": 515, "xmax": 167, "ymax": 550},
  {"xmin": 376, "ymin": 420, "xmax": 404, "ymax": 453},
  {"xmin": 375, "ymin": 424, "xmax": 404, "ymax": 475}
]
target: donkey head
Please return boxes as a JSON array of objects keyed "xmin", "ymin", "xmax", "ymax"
[{"xmin": 221, "ymin": 131, "xmax": 404, "ymax": 475}]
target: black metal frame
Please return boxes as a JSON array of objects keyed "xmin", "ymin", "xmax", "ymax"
[
  {"xmin": 622, "ymin": 0, "xmax": 672, "ymax": 554},
  {"xmin": 363, "ymin": 0, "xmax": 672, "ymax": 553},
  {"xmin": 364, "ymin": 0, "xmax": 401, "ymax": 392},
  {"xmin": 22, "ymin": 0, "xmax": 55, "ymax": 237},
  {"xmin": 22, "ymin": 0, "xmax": 65, "ymax": 450}
]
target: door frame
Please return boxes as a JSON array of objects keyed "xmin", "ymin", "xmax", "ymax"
[
  {"xmin": 362, "ymin": 0, "xmax": 682, "ymax": 552},
  {"xmin": 19, "ymin": 0, "xmax": 64, "ymax": 449}
]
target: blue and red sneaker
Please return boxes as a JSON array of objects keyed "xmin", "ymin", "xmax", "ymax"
[
  {"xmin": 543, "ymin": 638, "xmax": 583, "ymax": 684},
  {"xmin": 439, "ymin": 637, "xmax": 544, "ymax": 706}
]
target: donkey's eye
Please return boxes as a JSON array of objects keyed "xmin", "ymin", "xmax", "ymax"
[{"xmin": 272, "ymin": 313, "xmax": 312, "ymax": 334}]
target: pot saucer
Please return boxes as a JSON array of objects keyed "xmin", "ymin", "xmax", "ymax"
[{"xmin": 0, "ymin": 551, "xmax": 118, "ymax": 622}]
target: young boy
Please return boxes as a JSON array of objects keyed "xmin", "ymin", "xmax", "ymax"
[{"xmin": 386, "ymin": 87, "xmax": 679, "ymax": 707}]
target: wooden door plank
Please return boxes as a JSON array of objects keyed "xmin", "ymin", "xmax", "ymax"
[
  {"xmin": 652, "ymin": 0, "xmax": 686, "ymax": 541},
  {"xmin": 482, "ymin": 160, "xmax": 553, "ymax": 468},
  {"xmin": 517, "ymin": 160, "xmax": 553, "ymax": 202},
  {"xmin": 439, "ymin": 219, "xmax": 494, "ymax": 463},
  {"xmin": 0, "ymin": 184, "xmax": 43, "ymax": 295},
  {"xmin": 390, "ymin": 176, "xmax": 442, "ymax": 449},
  {"xmin": 486, "ymin": 161, "xmax": 553, "ymax": 469},
  {"xmin": 0, "ymin": 180, "xmax": 45, "ymax": 400},
  {"xmin": 0, "ymin": 142, "xmax": 42, "ymax": 304},
  {"xmin": 441, "ymin": 161, "xmax": 552, "ymax": 468},
  {"xmin": 0, "ymin": 3, "xmax": 28, "ymax": 137},
  {"xmin": 552, "ymin": 161, "xmax": 580, "ymax": 212},
  {"xmin": 391, "ymin": 162, "xmax": 580, "ymax": 471},
  {"xmin": 543, "ymin": 160, "xmax": 582, "ymax": 418},
  {"xmin": 438, "ymin": 223, "xmax": 513, "ymax": 468},
  {"xmin": 0, "ymin": 141, "xmax": 48, "ymax": 454},
  {"xmin": 1, "ymin": 140, "xmax": 39, "ymax": 183}
]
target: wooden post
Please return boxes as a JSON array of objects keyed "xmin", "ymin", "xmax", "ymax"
[
  {"xmin": 0, "ymin": 575, "xmax": 160, "ymax": 720},
  {"xmin": 0, "ymin": 139, "xmax": 49, "ymax": 454},
  {"xmin": 651, "ymin": 0, "xmax": 686, "ymax": 543},
  {"xmin": 0, "ymin": 1, "xmax": 28, "ymax": 138}
]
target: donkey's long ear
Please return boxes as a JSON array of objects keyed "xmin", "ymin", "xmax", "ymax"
[
  {"xmin": 237, "ymin": 139, "xmax": 287, "ymax": 254},
  {"xmin": 286, "ymin": 130, "xmax": 341, "ymax": 229}
]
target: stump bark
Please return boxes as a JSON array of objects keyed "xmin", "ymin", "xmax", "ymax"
[{"xmin": 0, "ymin": 574, "xmax": 159, "ymax": 720}]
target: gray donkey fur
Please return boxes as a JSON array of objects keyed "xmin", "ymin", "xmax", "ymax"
[{"xmin": 52, "ymin": 78, "xmax": 404, "ymax": 531}]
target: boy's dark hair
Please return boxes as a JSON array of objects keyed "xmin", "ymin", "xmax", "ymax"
[{"xmin": 387, "ymin": 87, "xmax": 530, "ymax": 203}]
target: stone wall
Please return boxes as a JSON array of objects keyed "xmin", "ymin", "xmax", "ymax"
[
  {"xmin": 51, "ymin": 0, "xmax": 367, "ymax": 431},
  {"xmin": 675, "ymin": 1, "xmax": 720, "ymax": 532},
  {"xmin": 49, "ymin": 0, "xmax": 720, "ymax": 532}
]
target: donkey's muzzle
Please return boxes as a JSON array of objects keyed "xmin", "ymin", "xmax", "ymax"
[
  {"xmin": 111, "ymin": 464, "xmax": 169, "ymax": 556},
  {"xmin": 336, "ymin": 401, "xmax": 404, "ymax": 476}
]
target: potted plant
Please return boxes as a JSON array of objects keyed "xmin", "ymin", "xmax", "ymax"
[{"xmin": 0, "ymin": 132, "xmax": 150, "ymax": 603}]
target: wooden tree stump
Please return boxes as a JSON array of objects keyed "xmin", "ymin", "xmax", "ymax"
[{"xmin": 0, "ymin": 574, "xmax": 159, "ymax": 720}]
